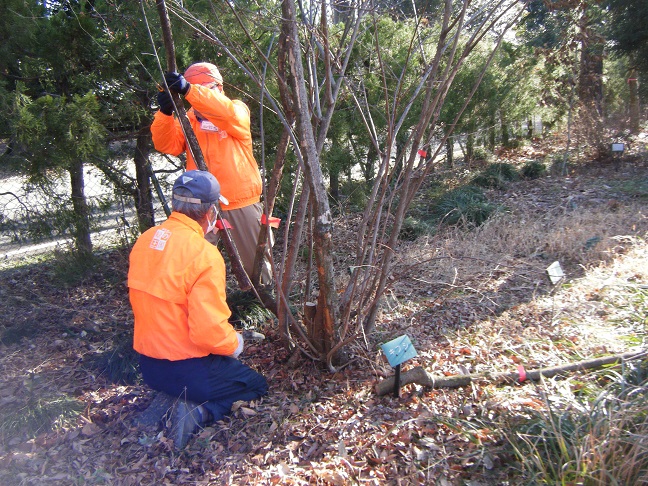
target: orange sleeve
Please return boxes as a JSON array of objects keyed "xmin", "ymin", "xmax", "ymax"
[
  {"xmin": 185, "ymin": 84, "xmax": 252, "ymax": 141},
  {"xmin": 150, "ymin": 111, "xmax": 187, "ymax": 156},
  {"xmin": 186, "ymin": 256, "xmax": 238, "ymax": 356}
]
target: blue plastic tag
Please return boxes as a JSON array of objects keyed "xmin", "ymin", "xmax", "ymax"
[{"xmin": 381, "ymin": 335, "xmax": 418, "ymax": 367}]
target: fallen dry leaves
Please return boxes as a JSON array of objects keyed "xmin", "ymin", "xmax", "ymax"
[{"xmin": 1, "ymin": 143, "xmax": 647, "ymax": 485}]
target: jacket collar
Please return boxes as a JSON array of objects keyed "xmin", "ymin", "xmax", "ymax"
[{"xmin": 169, "ymin": 211, "xmax": 205, "ymax": 236}]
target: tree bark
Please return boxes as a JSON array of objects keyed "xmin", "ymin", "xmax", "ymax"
[
  {"xmin": 133, "ymin": 129, "xmax": 155, "ymax": 231},
  {"xmin": 155, "ymin": 0, "xmax": 206, "ymax": 172},
  {"xmin": 251, "ymin": 125, "xmax": 291, "ymax": 289},
  {"xmin": 329, "ymin": 169, "xmax": 339, "ymax": 203},
  {"xmin": 487, "ymin": 118, "xmax": 495, "ymax": 153},
  {"xmin": 467, "ymin": 132, "xmax": 475, "ymax": 166},
  {"xmin": 628, "ymin": 67, "xmax": 640, "ymax": 133},
  {"xmin": 375, "ymin": 350, "xmax": 646, "ymax": 395},
  {"xmin": 446, "ymin": 136, "xmax": 453, "ymax": 168},
  {"xmin": 501, "ymin": 112, "xmax": 510, "ymax": 147},
  {"xmin": 281, "ymin": 0, "xmax": 339, "ymax": 365},
  {"xmin": 156, "ymin": 0, "xmax": 257, "ymax": 295},
  {"xmin": 68, "ymin": 159, "xmax": 92, "ymax": 256},
  {"xmin": 577, "ymin": 3, "xmax": 605, "ymax": 158}
]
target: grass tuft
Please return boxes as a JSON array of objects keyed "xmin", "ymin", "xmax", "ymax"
[
  {"xmin": 227, "ymin": 290, "xmax": 275, "ymax": 329},
  {"xmin": 471, "ymin": 162, "xmax": 520, "ymax": 189},
  {"xmin": 521, "ymin": 160, "xmax": 547, "ymax": 179},
  {"xmin": 1, "ymin": 321, "xmax": 41, "ymax": 345},
  {"xmin": 88, "ymin": 333, "xmax": 141, "ymax": 385},
  {"xmin": 431, "ymin": 185, "xmax": 498, "ymax": 227},
  {"xmin": 399, "ymin": 216, "xmax": 433, "ymax": 241},
  {"xmin": 50, "ymin": 249, "xmax": 101, "ymax": 287},
  {"xmin": 506, "ymin": 365, "xmax": 648, "ymax": 484},
  {"xmin": 615, "ymin": 179, "xmax": 648, "ymax": 200},
  {"xmin": 0, "ymin": 395, "xmax": 84, "ymax": 445}
]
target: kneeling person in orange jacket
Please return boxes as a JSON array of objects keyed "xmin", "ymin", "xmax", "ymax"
[{"xmin": 128, "ymin": 170, "xmax": 268, "ymax": 448}]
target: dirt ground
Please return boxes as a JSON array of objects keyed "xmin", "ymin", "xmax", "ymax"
[{"xmin": 1, "ymin": 141, "xmax": 647, "ymax": 485}]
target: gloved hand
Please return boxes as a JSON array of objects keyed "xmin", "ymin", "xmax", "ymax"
[
  {"xmin": 230, "ymin": 333, "xmax": 244, "ymax": 359},
  {"xmin": 241, "ymin": 330, "xmax": 265, "ymax": 342},
  {"xmin": 157, "ymin": 90, "xmax": 174, "ymax": 116},
  {"xmin": 164, "ymin": 71, "xmax": 190, "ymax": 95}
]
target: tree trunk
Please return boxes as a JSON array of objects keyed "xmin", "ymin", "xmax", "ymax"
[
  {"xmin": 156, "ymin": 0, "xmax": 257, "ymax": 295},
  {"xmin": 577, "ymin": 3, "xmax": 605, "ymax": 158},
  {"xmin": 561, "ymin": 56, "xmax": 578, "ymax": 176},
  {"xmin": 332, "ymin": 0, "xmax": 351, "ymax": 24},
  {"xmin": 628, "ymin": 66, "xmax": 640, "ymax": 133},
  {"xmin": 133, "ymin": 129, "xmax": 155, "ymax": 231},
  {"xmin": 68, "ymin": 159, "xmax": 92, "ymax": 256},
  {"xmin": 278, "ymin": 182, "xmax": 310, "ymax": 348},
  {"xmin": 391, "ymin": 136, "xmax": 405, "ymax": 179},
  {"xmin": 488, "ymin": 114, "xmax": 496, "ymax": 152},
  {"xmin": 255, "ymin": 0, "xmax": 524, "ymax": 367},
  {"xmin": 281, "ymin": 0, "xmax": 340, "ymax": 365},
  {"xmin": 502, "ymin": 124, "xmax": 510, "ymax": 147},
  {"xmin": 446, "ymin": 136, "xmax": 453, "ymax": 168},
  {"xmin": 330, "ymin": 169, "xmax": 339, "ymax": 202},
  {"xmin": 362, "ymin": 144, "xmax": 376, "ymax": 189},
  {"xmin": 251, "ymin": 125, "xmax": 290, "ymax": 290},
  {"xmin": 466, "ymin": 133, "xmax": 474, "ymax": 167}
]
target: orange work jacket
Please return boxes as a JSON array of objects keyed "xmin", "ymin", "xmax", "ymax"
[
  {"xmin": 128, "ymin": 212, "xmax": 237, "ymax": 360},
  {"xmin": 151, "ymin": 85, "xmax": 262, "ymax": 210}
]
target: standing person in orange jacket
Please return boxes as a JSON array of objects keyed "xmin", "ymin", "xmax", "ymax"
[
  {"xmin": 128, "ymin": 170, "xmax": 268, "ymax": 449},
  {"xmin": 151, "ymin": 62, "xmax": 273, "ymax": 285}
]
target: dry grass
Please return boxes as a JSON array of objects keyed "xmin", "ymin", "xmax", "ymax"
[
  {"xmin": 384, "ymin": 162, "xmax": 648, "ymax": 483},
  {"xmin": 506, "ymin": 366, "xmax": 648, "ymax": 484},
  {"xmin": 403, "ymin": 198, "xmax": 645, "ymax": 281},
  {"xmin": 391, "ymin": 173, "xmax": 647, "ymax": 317},
  {"xmin": 390, "ymin": 163, "xmax": 647, "ymax": 359}
]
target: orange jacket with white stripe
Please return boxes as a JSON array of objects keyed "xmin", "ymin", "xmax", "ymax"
[
  {"xmin": 151, "ymin": 85, "xmax": 262, "ymax": 210},
  {"xmin": 128, "ymin": 212, "xmax": 237, "ymax": 360}
]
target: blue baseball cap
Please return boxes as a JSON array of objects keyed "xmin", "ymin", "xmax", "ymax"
[{"xmin": 172, "ymin": 170, "xmax": 228, "ymax": 205}]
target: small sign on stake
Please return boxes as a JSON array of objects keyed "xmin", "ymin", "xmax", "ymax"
[
  {"xmin": 610, "ymin": 143, "xmax": 624, "ymax": 170},
  {"xmin": 546, "ymin": 261, "xmax": 565, "ymax": 285},
  {"xmin": 381, "ymin": 335, "xmax": 418, "ymax": 397},
  {"xmin": 381, "ymin": 334, "xmax": 418, "ymax": 367}
]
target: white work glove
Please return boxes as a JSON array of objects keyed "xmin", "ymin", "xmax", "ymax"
[{"xmin": 230, "ymin": 333, "xmax": 244, "ymax": 359}]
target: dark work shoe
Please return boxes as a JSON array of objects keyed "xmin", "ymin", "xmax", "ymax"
[{"xmin": 170, "ymin": 401, "xmax": 207, "ymax": 449}]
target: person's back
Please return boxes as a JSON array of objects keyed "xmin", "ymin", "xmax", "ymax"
[
  {"xmin": 150, "ymin": 63, "xmax": 262, "ymax": 210},
  {"xmin": 129, "ymin": 210, "xmax": 234, "ymax": 361},
  {"xmin": 128, "ymin": 170, "xmax": 268, "ymax": 449}
]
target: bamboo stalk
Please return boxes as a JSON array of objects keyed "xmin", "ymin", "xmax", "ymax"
[{"xmin": 375, "ymin": 350, "xmax": 647, "ymax": 396}]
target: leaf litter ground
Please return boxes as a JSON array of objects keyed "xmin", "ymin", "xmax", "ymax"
[{"xmin": 1, "ymin": 140, "xmax": 647, "ymax": 485}]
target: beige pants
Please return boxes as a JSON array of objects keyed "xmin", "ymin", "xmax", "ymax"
[{"xmin": 206, "ymin": 202, "xmax": 273, "ymax": 285}]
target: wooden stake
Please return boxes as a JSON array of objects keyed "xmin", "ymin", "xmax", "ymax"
[{"xmin": 393, "ymin": 364, "xmax": 401, "ymax": 398}]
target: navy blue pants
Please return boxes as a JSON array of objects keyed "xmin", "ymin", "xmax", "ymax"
[{"xmin": 139, "ymin": 354, "xmax": 268, "ymax": 421}]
